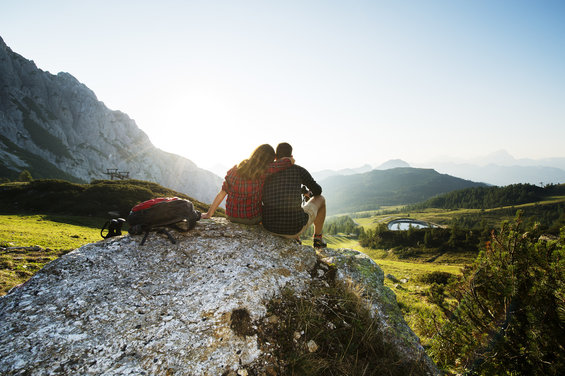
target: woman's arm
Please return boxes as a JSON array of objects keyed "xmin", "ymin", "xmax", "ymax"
[{"xmin": 201, "ymin": 190, "xmax": 227, "ymax": 219}]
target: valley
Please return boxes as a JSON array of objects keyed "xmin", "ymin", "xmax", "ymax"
[{"xmin": 1, "ymin": 178, "xmax": 564, "ymax": 374}]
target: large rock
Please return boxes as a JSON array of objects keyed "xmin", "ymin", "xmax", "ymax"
[
  {"xmin": 318, "ymin": 248, "xmax": 437, "ymax": 373},
  {"xmin": 0, "ymin": 36, "xmax": 221, "ymax": 203},
  {"xmin": 0, "ymin": 219, "xmax": 437, "ymax": 375}
]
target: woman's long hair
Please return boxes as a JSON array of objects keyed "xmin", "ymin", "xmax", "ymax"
[{"xmin": 237, "ymin": 144, "xmax": 275, "ymax": 180}]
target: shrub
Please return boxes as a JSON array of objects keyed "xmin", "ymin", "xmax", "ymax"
[
  {"xmin": 0, "ymin": 179, "xmax": 218, "ymax": 218},
  {"xmin": 429, "ymin": 212, "xmax": 565, "ymax": 375},
  {"xmin": 419, "ymin": 271, "xmax": 454, "ymax": 285}
]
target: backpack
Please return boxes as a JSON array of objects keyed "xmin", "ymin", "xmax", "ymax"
[{"xmin": 127, "ymin": 197, "xmax": 201, "ymax": 245}]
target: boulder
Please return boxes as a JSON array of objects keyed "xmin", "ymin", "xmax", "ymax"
[{"xmin": 0, "ymin": 219, "xmax": 438, "ymax": 375}]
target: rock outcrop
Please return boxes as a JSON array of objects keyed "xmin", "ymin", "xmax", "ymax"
[
  {"xmin": 0, "ymin": 219, "xmax": 437, "ymax": 375},
  {"xmin": 0, "ymin": 36, "xmax": 221, "ymax": 203}
]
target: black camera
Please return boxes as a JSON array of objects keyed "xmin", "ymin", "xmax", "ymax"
[
  {"xmin": 301, "ymin": 185, "xmax": 313, "ymax": 204},
  {"xmin": 101, "ymin": 218, "xmax": 126, "ymax": 239}
]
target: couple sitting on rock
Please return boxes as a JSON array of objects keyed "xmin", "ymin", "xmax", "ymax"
[{"xmin": 201, "ymin": 142, "xmax": 327, "ymax": 248}]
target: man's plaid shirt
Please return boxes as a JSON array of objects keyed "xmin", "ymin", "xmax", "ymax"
[
  {"xmin": 262, "ymin": 165, "xmax": 322, "ymax": 235},
  {"xmin": 222, "ymin": 159, "xmax": 292, "ymax": 219}
]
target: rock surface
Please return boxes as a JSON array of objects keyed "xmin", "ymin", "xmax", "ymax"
[
  {"xmin": 0, "ymin": 36, "xmax": 221, "ymax": 203},
  {"xmin": 318, "ymin": 248, "xmax": 437, "ymax": 373},
  {"xmin": 0, "ymin": 219, "xmax": 437, "ymax": 375}
]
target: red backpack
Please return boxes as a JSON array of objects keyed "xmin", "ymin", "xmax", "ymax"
[{"xmin": 127, "ymin": 197, "xmax": 201, "ymax": 245}]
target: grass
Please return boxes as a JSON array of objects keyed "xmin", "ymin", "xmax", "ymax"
[
  {"xmin": 303, "ymin": 230, "xmax": 471, "ymax": 353},
  {"xmin": 255, "ymin": 263, "xmax": 432, "ymax": 375},
  {"xmin": 351, "ymin": 194, "xmax": 565, "ymax": 230},
  {"xmin": 0, "ymin": 214, "xmax": 103, "ymax": 249},
  {"xmin": 0, "ymin": 214, "xmax": 104, "ymax": 295}
]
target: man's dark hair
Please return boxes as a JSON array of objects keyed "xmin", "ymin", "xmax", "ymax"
[{"xmin": 276, "ymin": 142, "xmax": 293, "ymax": 159}]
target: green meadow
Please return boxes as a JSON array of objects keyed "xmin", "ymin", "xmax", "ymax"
[
  {"xmin": 0, "ymin": 214, "xmax": 104, "ymax": 295},
  {"xmin": 305, "ymin": 190, "xmax": 565, "ymax": 352},
  {"xmin": 304, "ymin": 228, "xmax": 469, "ymax": 349},
  {"xmin": 2, "ymin": 182, "xmax": 564, "ymax": 373}
]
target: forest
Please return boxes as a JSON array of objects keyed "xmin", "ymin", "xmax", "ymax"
[{"xmin": 410, "ymin": 183, "xmax": 565, "ymax": 210}]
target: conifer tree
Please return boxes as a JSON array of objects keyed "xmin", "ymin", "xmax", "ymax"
[{"xmin": 430, "ymin": 212, "xmax": 565, "ymax": 375}]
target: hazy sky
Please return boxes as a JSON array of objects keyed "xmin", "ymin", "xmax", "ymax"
[{"xmin": 2, "ymin": 0, "xmax": 564, "ymax": 173}]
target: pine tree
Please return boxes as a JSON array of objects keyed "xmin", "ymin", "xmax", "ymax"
[
  {"xmin": 18, "ymin": 169, "xmax": 33, "ymax": 182},
  {"xmin": 430, "ymin": 212, "xmax": 565, "ymax": 375}
]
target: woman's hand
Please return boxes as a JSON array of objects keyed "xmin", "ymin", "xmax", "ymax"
[{"xmin": 201, "ymin": 190, "xmax": 227, "ymax": 220}]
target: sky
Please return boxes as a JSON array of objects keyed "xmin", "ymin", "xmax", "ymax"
[{"xmin": 1, "ymin": 0, "xmax": 564, "ymax": 174}]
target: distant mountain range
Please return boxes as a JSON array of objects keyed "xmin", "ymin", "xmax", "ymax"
[
  {"xmin": 312, "ymin": 160, "xmax": 410, "ymax": 182},
  {"xmin": 312, "ymin": 164, "xmax": 373, "ymax": 182},
  {"xmin": 321, "ymin": 167, "xmax": 487, "ymax": 215},
  {"xmin": 2, "ymin": 34, "xmax": 563, "ymax": 214},
  {"xmin": 416, "ymin": 150, "xmax": 565, "ymax": 186},
  {"xmin": 0, "ymin": 36, "xmax": 221, "ymax": 203},
  {"xmin": 314, "ymin": 151, "xmax": 565, "ymax": 189}
]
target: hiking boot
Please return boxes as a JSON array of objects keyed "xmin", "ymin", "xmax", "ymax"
[{"xmin": 313, "ymin": 237, "xmax": 327, "ymax": 249}]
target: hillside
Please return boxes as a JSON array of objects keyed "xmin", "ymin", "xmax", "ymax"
[
  {"xmin": 0, "ymin": 179, "xmax": 219, "ymax": 219},
  {"xmin": 411, "ymin": 183, "xmax": 565, "ymax": 210},
  {"xmin": 321, "ymin": 167, "xmax": 487, "ymax": 214},
  {"xmin": 0, "ymin": 36, "xmax": 221, "ymax": 203}
]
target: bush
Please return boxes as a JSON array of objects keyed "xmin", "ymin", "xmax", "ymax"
[
  {"xmin": 419, "ymin": 271, "xmax": 454, "ymax": 285},
  {"xmin": 0, "ymin": 179, "xmax": 218, "ymax": 218},
  {"xmin": 429, "ymin": 212, "xmax": 565, "ymax": 375}
]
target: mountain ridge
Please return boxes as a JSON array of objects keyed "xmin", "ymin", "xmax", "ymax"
[
  {"xmin": 0, "ymin": 36, "xmax": 221, "ymax": 203},
  {"xmin": 321, "ymin": 167, "xmax": 487, "ymax": 214}
]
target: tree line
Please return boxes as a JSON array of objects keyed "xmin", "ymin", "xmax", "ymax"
[
  {"xmin": 410, "ymin": 183, "xmax": 565, "ymax": 210},
  {"xmin": 302, "ymin": 215, "xmax": 363, "ymax": 238}
]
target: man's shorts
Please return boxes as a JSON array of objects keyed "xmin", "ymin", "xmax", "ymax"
[{"xmin": 277, "ymin": 198, "xmax": 319, "ymax": 239}]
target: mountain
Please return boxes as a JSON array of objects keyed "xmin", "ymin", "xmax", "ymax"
[
  {"xmin": 320, "ymin": 167, "xmax": 487, "ymax": 214},
  {"xmin": 471, "ymin": 150, "xmax": 565, "ymax": 170},
  {"xmin": 430, "ymin": 163, "xmax": 565, "ymax": 187},
  {"xmin": 375, "ymin": 159, "xmax": 411, "ymax": 170},
  {"xmin": 312, "ymin": 164, "xmax": 373, "ymax": 181},
  {"xmin": 418, "ymin": 150, "xmax": 565, "ymax": 186},
  {"xmin": 0, "ymin": 36, "xmax": 221, "ymax": 203},
  {"xmin": 0, "ymin": 219, "xmax": 437, "ymax": 374}
]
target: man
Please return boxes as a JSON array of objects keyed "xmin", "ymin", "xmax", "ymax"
[{"xmin": 262, "ymin": 142, "xmax": 327, "ymax": 248}]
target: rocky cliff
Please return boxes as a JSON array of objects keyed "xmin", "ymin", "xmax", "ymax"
[
  {"xmin": 0, "ymin": 219, "xmax": 438, "ymax": 375},
  {"xmin": 0, "ymin": 36, "xmax": 221, "ymax": 203}
]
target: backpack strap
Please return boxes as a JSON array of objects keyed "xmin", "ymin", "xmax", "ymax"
[
  {"xmin": 139, "ymin": 226, "xmax": 177, "ymax": 245},
  {"xmin": 140, "ymin": 229, "xmax": 151, "ymax": 246}
]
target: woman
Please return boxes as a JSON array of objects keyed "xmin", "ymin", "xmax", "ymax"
[{"xmin": 201, "ymin": 144, "xmax": 294, "ymax": 224}]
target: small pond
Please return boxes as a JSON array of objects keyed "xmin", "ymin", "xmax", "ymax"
[{"xmin": 387, "ymin": 218, "xmax": 439, "ymax": 231}]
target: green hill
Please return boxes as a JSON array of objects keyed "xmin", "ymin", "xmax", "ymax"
[
  {"xmin": 0, "ymin": 179, "xmax": 221, "ymax": 218},
  {"xmin": 321, "ymin": 167, "xmax": 486, "ymax": 214},
  {"xmin": 411, "ymin": 182, "xmax": 565, "ymax": 210}
]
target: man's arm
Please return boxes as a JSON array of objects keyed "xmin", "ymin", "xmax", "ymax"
[{"xmin": 299, "ymin": 166, "xmax": 322, "ymax": 196}]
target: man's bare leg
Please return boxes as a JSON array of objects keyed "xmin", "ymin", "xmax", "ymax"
[{"xmin": 309, "ymin": 195, "xmax": 326, "ymax": 235}]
